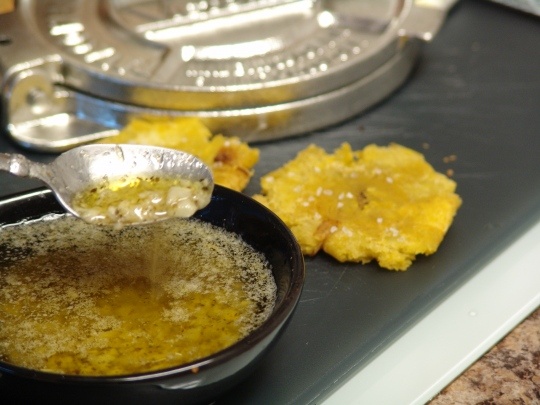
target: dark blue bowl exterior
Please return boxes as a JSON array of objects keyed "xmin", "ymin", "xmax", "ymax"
[{"xmin": 0, "ymin": 186, "xmax": 305, "ymax": 404}]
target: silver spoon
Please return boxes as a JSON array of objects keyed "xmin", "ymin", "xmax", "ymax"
[{"xmin": 0, "ymin": 144, "xmax": 214, "ymax": 225}]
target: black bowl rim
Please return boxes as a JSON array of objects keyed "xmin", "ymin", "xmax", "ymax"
[{"xmin": 0, "ymin": 185, "xmax": 305, "ymax": 384}]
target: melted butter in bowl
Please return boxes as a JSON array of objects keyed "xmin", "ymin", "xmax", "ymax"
[
  {"xmin": 0, "ymin": 185, "xmax": 304, "ymax": 404},
  {"xmin": 0, "ymin": 215, "xmax": 276, "ymax": 376}
]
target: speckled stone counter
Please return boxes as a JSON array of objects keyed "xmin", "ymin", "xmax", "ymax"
[{"xmin": 429, "ymin": 307, "xmax": 540, "ymax": 404}]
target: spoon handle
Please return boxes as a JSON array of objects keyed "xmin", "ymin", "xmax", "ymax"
[{"xmin": 0, "ymin": 153, "xmax": 43, "ymax": 178}]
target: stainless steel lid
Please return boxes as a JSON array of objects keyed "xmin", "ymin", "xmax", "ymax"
[{"xmin": 0, "ymin": 0, "xmax": 456, "ymax": 151}]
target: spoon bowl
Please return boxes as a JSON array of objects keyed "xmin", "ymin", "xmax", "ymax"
[{"xmin": 0, "ymin": 144, "xmax": 214, "ymax": 224}]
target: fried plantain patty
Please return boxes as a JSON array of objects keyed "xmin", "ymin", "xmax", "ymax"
[
  {"xmin": 97, "ymin": 117, "xmax": 259, "ymax": 192},
  {"xmin": 254, "ymin": 143, "xmax": 462, "ymax": 270}
]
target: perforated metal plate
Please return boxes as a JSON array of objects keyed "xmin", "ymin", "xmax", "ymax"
[{"xmin": 0, "ymin": 0, "xmax": 456, "ymax": 151}]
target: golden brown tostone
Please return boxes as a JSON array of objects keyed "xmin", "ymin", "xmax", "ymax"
[
  {"xmin": 97, "ymin": 117, "xmax": 259, "ymax": 192},
  {"xmin": 253, "ymin": 143, "xmax": 462, "ymax": 270}
]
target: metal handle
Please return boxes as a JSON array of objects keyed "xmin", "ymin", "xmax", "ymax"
[
  {"xmin": 0, "ymin": 153, "xmax": 49, "ymax": 182},
  {"xmin": 4, "ymin": 68, "xmax": 121, "ymax": 152},
  {"xmin": 0, "ymin": 153, "xmax": 33, "ymax": 177},
  {"xmin": 399, "ymin": 0, "xmax": 459, "ymax": 41}
]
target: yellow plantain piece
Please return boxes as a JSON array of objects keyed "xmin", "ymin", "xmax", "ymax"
[
  {"xmin": 96, "ymin": 117, "xmax": 259, "ymax": 192},
  {"xmin": 254, "ymin": 143, "xmax": 462, "ymax": 270}
]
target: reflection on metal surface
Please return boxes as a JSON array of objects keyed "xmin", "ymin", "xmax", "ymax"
[{"xmin": 0, "ymin": 0, "xmax": 457, "ymax": 151}]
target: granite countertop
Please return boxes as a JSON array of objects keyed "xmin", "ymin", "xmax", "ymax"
[{"xmin": 430, "ymin": 307, "xmax": 540, "ymax": 404}]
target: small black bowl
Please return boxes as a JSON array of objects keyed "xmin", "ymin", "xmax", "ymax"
[{"xmin": 0, "ymin": 185, "xmax": 305, "ymax": 404}]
